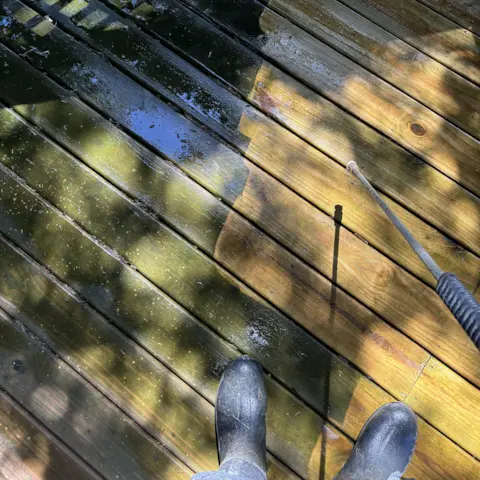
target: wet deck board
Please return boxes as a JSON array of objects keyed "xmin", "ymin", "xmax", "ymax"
[
  {"xmin": 0, "ymin": 391, "xmax": 100, "ymax": 480},
  {"xmin": 0, "ymin": 0, "xmax": 479, "ymax": 478}
]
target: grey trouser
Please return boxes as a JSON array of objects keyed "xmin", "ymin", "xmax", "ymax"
[{"xmin": 192, "ymin": 458, "xmax": 266, "ymax": 480}]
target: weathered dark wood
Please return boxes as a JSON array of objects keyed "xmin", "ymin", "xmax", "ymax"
[
  {"xmin": 0, "ymin": 390, "xmax": 101, "ymax": 480},
  {"xmin": 0, "ymin": 308, "xmax": 194, "ymax": 480},
  {"xmin": 162, "ymin": 0, "xmax": 480, "ymax": 196},
  {"xmin": 337, "ymin": 0, "xmax": 480, "ymax": 85},
  {"xmin": 256, "ymin": 0, "xmax": 480, "ymax": 137},
  {"xmin": 417, "ymin": 0, "xmax": 480, "ymax": 36},
  {"xmin": 0, "ymin": 236, "xmax": 300, "ymax": 479},
  {"xmin": 0, "ymin": 107, "xmax": 479, "ymax": 475},
  {"xmin": 1, "ymin": 8, "xmax": 479, "ymax": 386}
]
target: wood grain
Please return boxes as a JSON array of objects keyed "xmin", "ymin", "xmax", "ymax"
[
  {"xmin": 172, "ymin": 0, "xmax": 480, "ymax": 196},
  {"xmin": 260, "ymin": 0, "xmax": 480, "ymax": 137},
  {"xmin": 0, "ymin": 237, "xmax": 300, "ymax": 479},
  {"xmin": 406, "ymin": 357, "xmax": 480, "ymax": 458},
  {"xmin": 338, "ymin": 0, "xmax": 480, "ymax": 85},
  {"xmin": 94, "ymin": 0, "xmax": 480, "ymax": 275},
  {"xmin": 0, "ymin": 24, "xmax": 478, "ymax": 391},
  {"xmin": 418, "ymin": 0, "xmax": 480, "ymax": 36},
  {"xmin": 0, "ymin": 391, "xmax": 100, "ymax": 480}
]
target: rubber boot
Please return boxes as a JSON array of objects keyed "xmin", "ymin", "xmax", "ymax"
[
  {"xmin": 215, "ymin": 356, "xmax": 267, "ymax": 478},
  {"xmin": 334, "ymin": 402, "xmax": 417, "ymax": 480}
]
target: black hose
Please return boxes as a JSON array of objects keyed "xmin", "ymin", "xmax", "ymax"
[{"xmin": 436, "ymin": 273, "xmax": 480, "ymax": 349}]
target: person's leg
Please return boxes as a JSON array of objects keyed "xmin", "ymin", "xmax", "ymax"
[
  {"xmin": 333, "ymin": 402, "xmax": 417, "ymax": 480},
  {"xmin": 192, "ymin": 356, "xmax": 267, "ymax": 480}
]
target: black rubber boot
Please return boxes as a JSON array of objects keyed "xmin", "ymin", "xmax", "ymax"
[
  {"xmin": 334, "ymin": 402, "xmax": 417, "ymax": 480},
  {"xmin": 215, "ymin": 356, "xmax": 267, "ymax": 476}
]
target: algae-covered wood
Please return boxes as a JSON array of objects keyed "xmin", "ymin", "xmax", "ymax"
[{"xmin": 0, "ymin": 391, "xmax": 100, "ymax": 480}]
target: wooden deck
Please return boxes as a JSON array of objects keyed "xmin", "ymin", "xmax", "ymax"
[{"xmin": 0, "ymin": 0, "xmax": 479, "ymax": 478}]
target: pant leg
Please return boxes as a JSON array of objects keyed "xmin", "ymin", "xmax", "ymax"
[{"xmin": 192, "ymin": 458, "xmax": 267, "ymax": 480}]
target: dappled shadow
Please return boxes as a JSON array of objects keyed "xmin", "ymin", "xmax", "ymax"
[{"xmin": 0, "ymin": 0, "xmax": 479, "ymax": 479}]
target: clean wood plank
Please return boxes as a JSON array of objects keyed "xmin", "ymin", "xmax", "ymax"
[
  {"xmin": 0, "ymin": 392, "xmax": 100, "ymax": 480},
  {"xmin": 418, "ymin": 0, "xmax": 480, "ymax": 36},
  {"xmin": 169, "ymin": 0, "xmax": 480, "ymax": 196},
  {"xmin": 338, "ymin": 0, "xmax": 480, "ymax": 85},
  {"xmin": 257, "ymin": 0, "xmax": 480, "ymax": 138},
  {"xmin": 0, "ymin": 238, "xmax": 299, "ymax": 480},
  {"xmin": 1, "ymin": 106, "xmax": 480, "ymax": 474},
  {"xmin": 1, "ymin": 11, "xmax": 479, "ymax": 385},
  {"xmin": 405, "ymin": 357, "xmax": 480, "ymax": 458},
  {"xmin": 94, "ymin": 0, "xmax": 480, "ymax": 275},
  {"xmin": 0, "ymin": 177, "xmax": 478, "ymax": 480}
]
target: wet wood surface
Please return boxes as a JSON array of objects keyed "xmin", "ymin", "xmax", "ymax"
[
  {"xmin": 0, "ymin": 390, "xmax": 100, "ymax": 480},
  {"xmin": 0, "ymin": 0, "xmax": 479, "ymax": 478},
  {"xmin": 1, "ymin": 3, "xmax": 480, "ymax": 390},
  {"xmin": 164, "ymin": 0, "xmax": 480, "ymax": 196}
]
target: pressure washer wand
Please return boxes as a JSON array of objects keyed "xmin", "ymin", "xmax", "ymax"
[{"xmin": 347, "ymin": 161, "xmax": 480, "ymax": 349}]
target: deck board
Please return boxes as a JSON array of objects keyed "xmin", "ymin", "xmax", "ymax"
[
  {"xmin": 0, "ymin": 391, "xmax": 101, "ymax": 480},
  {"xmin": 166, "ymin": 0, "xmax": 480, "ymax": 197},
  {"xmin": 0, "ymin": 0, "xmax": 479, "ymax": 477},
  {"xmin": 1, "ymin": 5, "xmax": 480, "ymax": 389},
  {"xmin": 417, "ymin": 0, "xmax": 480, "ymax": 36},
  {"xmin": 257, "ymin": 0, "xmax": 480, "ymax": 137},
  {"xmin": 337, "ymin": 0, "xmax": 480, "ymax": 85}
]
